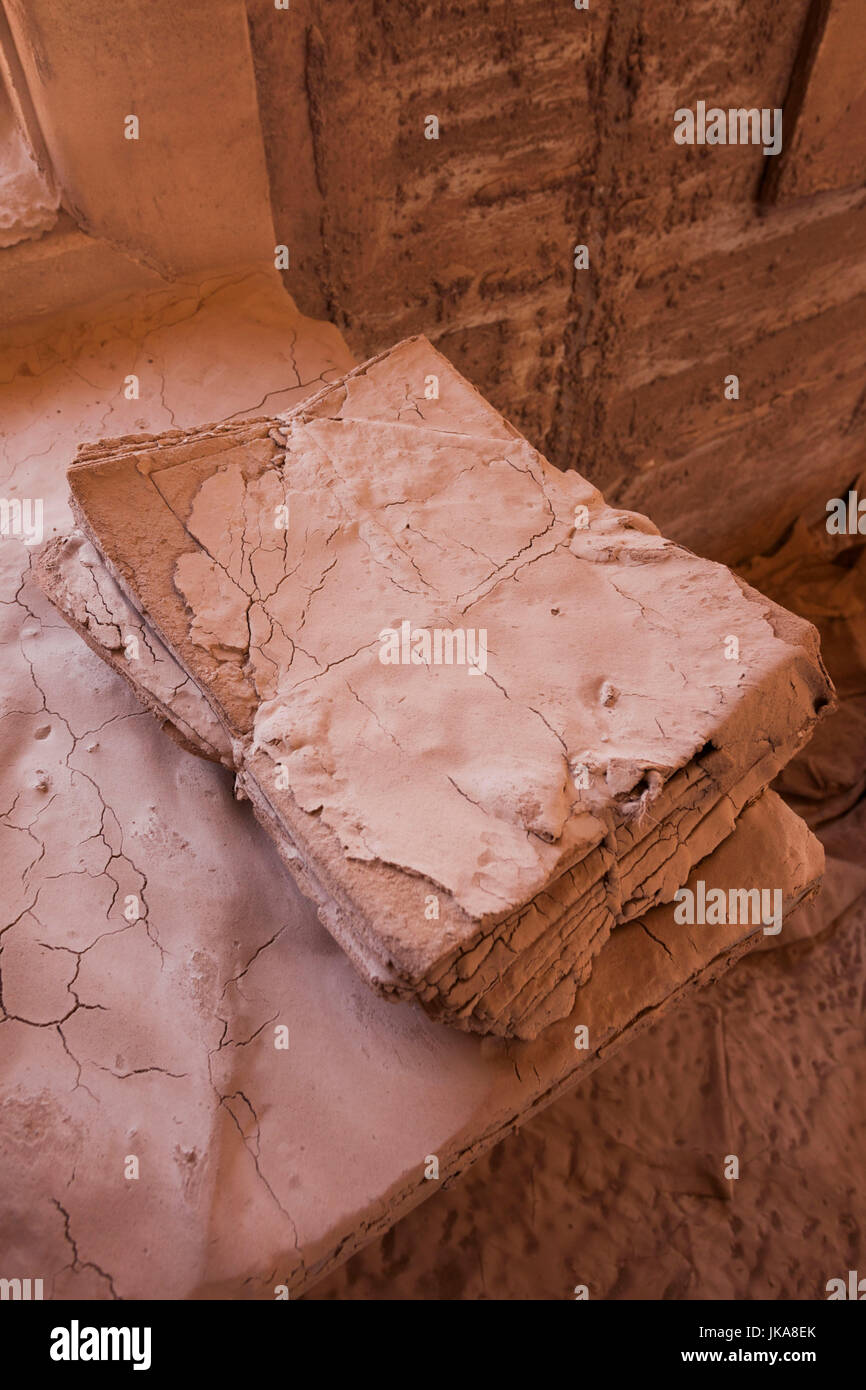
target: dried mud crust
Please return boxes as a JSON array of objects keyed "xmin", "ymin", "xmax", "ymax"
[{"xmin": 55, "ymin": 336, "xmax": 834, "ymax": 1037}]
